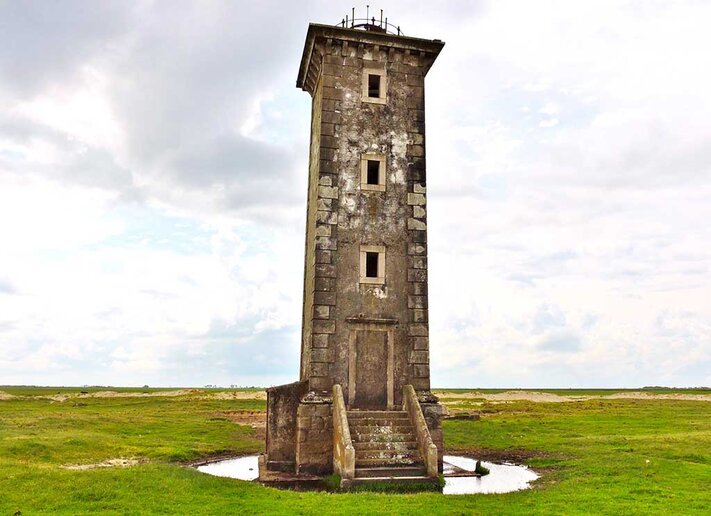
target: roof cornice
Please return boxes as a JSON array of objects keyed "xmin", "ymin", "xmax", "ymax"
[{"xmin": 296, "ymin": 23, "xmax": 445, "ymax": 93}]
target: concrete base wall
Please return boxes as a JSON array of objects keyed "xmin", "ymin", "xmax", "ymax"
[
  {"xmin": 263, "ymin": 380, "xmax": 308, "ymax": 473},
  {"xmin": 296, "ymin": 401, "xmax": 333, "ymax": 475},
  {"xmin": 262, "ymin": 389, "xmax": 443, "ymax": 477}
]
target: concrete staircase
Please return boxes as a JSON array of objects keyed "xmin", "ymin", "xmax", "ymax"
[{"xmin": 347, "ymin": 409, "xmax": 429, "ymax": 481}]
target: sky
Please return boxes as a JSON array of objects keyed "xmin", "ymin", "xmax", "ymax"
[{"xmin": 0, "ymin": 0, "xmax": 709, "ymax": 389}]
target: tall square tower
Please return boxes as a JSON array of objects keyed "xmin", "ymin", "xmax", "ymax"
[
  {"xmin": 262, "ymin": 17, "xmax": 445, "ymax": 481},
  {"xmin": 298, "ymin": 22, "xmax": 443, "ymax": 407}
]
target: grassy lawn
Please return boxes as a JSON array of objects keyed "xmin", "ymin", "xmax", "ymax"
[{"xmin": 1, "ymin": 388, "xmax": 709, "ymax": 515}]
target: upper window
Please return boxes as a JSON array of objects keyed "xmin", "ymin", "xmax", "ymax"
[
  {"xmin": 360, "ymin": 153, "xmax": 386, "ymax": 192},
  {"xmin": 362, "ymin": 68, "xmax": 386, "ymax": 105}
]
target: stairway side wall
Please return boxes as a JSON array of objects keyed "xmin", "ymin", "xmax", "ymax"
[{"xmin": 422, "ymin": 402, "xmax": 445, "ymax": 471}]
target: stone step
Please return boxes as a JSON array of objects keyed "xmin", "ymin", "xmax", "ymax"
[
  {"xmin": 355, "ymin": 457, "xmax": 424, "ymax": 468},
  {"xmin": 346, "ymin": 475, "xmax": 435, "ymax": 486},
  {"xmin": 354, "ymin": 465, "xmax": 428, "ymax": 479},
  {"xmin": 351, "ymin": 424, "xmax": 413, "ymax": 430},
  {"xmin": 352, "ymin": 441, "xmax": 419, "ymax": 451},
  {"xmin": 347, "ymin": 410, "xmax": 409, "ymax": 419},
  {"xmin": 355, "ymin": 449, "xmax": 420, "ymax": 460},
  {"xmin": 351, "ymin": 432, "xmax": 416, "ymax": 443},
  {"xmin": 348, "ymin": 417, "xmax": 412, "ymax": 426},
  {"xmin": 350, "ymin": 425, "xmax": 415, "ymax": 435}
]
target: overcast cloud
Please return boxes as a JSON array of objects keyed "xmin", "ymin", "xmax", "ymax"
[{"xmin": 0, "ymin": 0, "xmax": 709, "ymax": 388}]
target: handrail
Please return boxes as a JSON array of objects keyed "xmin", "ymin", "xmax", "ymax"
[
  {"xmin": 332, "ymin": 384, "xmax": 355, "ymax": 480},
  {"xmin": 403, "ymin": 384, "xmax": 438, "ymax": 478},
  {"xmin": 336, "ymin": 18, "xmax": 404, "ymax": 36}
]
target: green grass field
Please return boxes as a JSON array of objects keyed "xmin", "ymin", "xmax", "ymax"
[{"xmin": 1, "ymin": 387, "xmax": 709, "ymax": 515}]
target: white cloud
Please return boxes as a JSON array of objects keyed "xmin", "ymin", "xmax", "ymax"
[
  {"xmin": 14, "ymin": 65, "xmax": 122, "ymax": 151},
  {"xmin": 0, "ymin": 1, "xmax": 709, "ymax": 387}
]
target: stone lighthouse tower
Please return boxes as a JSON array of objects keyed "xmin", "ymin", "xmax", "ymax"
[{"xmin": 261, "ymin": 12, "xmax": 445, "ymax": 484}]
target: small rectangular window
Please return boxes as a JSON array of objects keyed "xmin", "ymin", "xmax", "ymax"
[
  {"xmin": 368, "ymin": 74, "xmax": 381, "ymax": 98},
  {"xmin": 360, "ymin": 245, "xmax": 385, "ymax": 284},
  {"xmin": 360, "ymin": 154, "xmax": 386, "ymax": 191},
  {"xmin": 366, "ymin": 160, "xmax": 380, "ymax": 185},
  {"xmin": 362, "ymin": 68, "xmax": 386, "ymax": 105},
  {"xmin": 365, "ymin": 252, "xmax": 379, "ymax": 278}
]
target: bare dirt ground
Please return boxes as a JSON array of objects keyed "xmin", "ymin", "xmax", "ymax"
[
  {"xmin": 22, "ymin": 389, "xmax": 267, "ymax": 403},
  {"xmin": 215, "ymin": 410, "xmax": 266, "ymax": 439},
  {"xmin": 435, "ymin": 390, "xmax": 711, "ymax": 403},
  {"xmin": 3, "ymin": 388, "xmax": 707, "ymax": 404},
  {"xmin": 43, "ymin": 389, "xmax": 196, "ymax": 402},
  {"xmin": 61, "ymin": 457, "xmax": 147, "ymax": 470},
  {"xmin": 603, "ymin": 392, "xmax": 711, "ymax": 402},
  {"xmin": 208, "ymin": 391, "xmax": 267, "ymax": 401}
]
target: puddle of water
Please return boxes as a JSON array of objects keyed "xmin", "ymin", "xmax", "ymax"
[
  {"xmin": 442, "ymin": 455, "xmax": 539, "ymax": 494},
  {"xmin": 197, "ymin": 455, "xmax": 259, "ymax": 481},
  {"xmin": 196, "ymin": 454, "xmax": 539, "ymax": 495}
]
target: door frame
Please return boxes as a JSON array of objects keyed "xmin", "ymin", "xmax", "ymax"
[{"xmin": 347, "ymin": 320, "xmax": 396, "ymax": 410}]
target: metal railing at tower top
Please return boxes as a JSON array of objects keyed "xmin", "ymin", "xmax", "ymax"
[{"xmin": 336, "ymin": 6, "xmax": 404, "ymax": 36}]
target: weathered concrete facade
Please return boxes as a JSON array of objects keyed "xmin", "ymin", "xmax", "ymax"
[
  {"xmin": 262, "ymin": 22, "xmax": 445, "ymax": 478},
  {"xmin": 298, "ymin": 25, "xmax": 443, "ymax": 405}
]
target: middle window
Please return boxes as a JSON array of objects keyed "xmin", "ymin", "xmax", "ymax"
[
  {"xmin": 360, "ymin": 245, "xmax": 386, "ymax": 285},
  {"xmin": 360, "ymin": 153, "xmax": 386, "ymax": 192}
]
